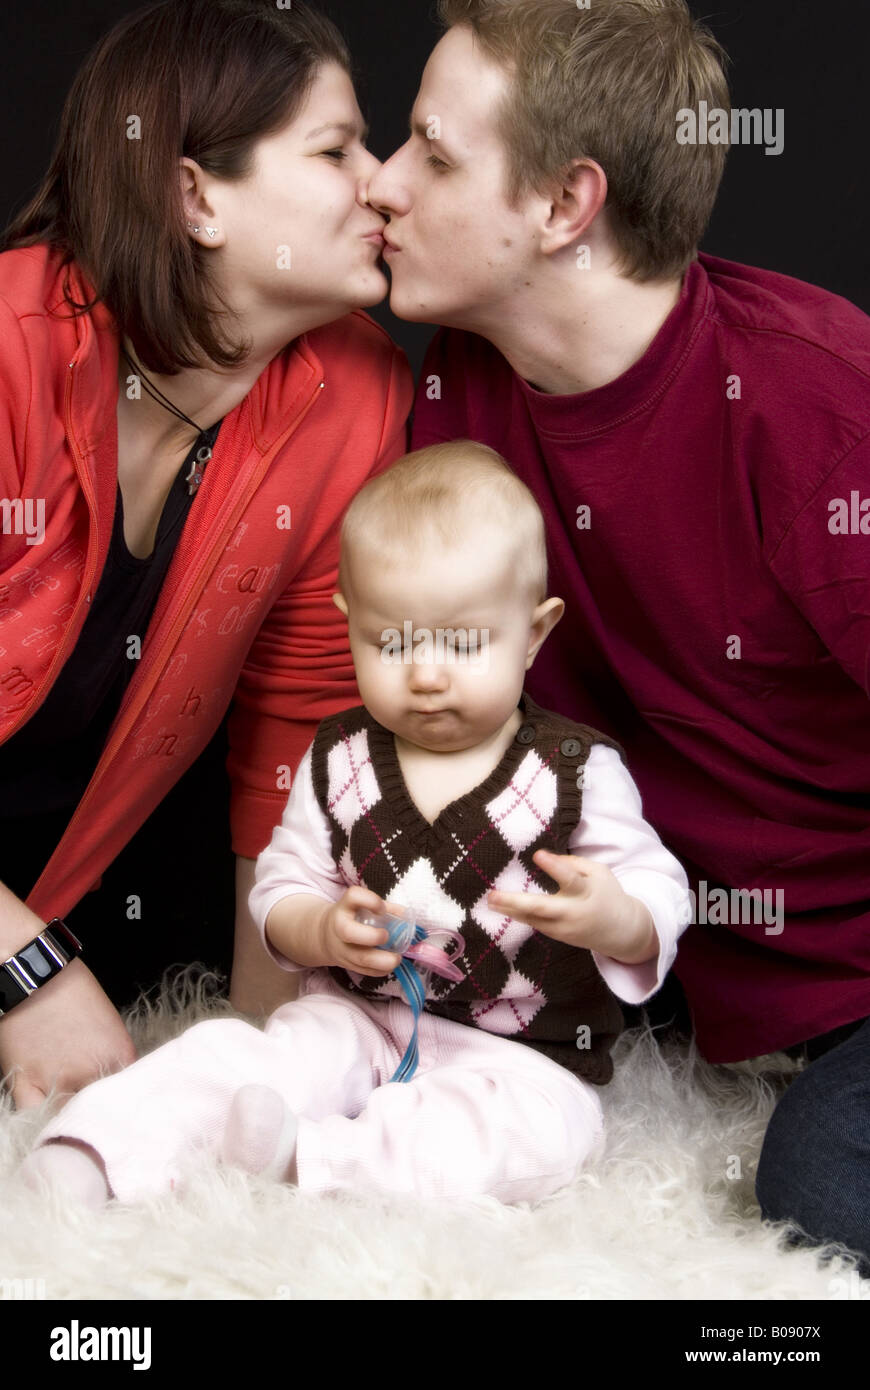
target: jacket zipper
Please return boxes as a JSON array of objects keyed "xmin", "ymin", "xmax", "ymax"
[{"xmin": 44, "ymin": 378, "xmax": 325, "ymax": 860}]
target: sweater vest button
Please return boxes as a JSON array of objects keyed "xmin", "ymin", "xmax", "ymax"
[
  {"xmin": 515, "ymin": 723, "xmax": 535, "ymax": 744},
  {"xmin": 560, "ymin": 737, "xmax": 582, "ymax": 757}
]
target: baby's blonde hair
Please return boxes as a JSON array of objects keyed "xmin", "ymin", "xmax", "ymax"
[{"xmin": 338, "ymin": 441, "xmax": 548, "ymax": 603}]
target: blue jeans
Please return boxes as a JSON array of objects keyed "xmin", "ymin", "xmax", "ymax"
[{"xmin": 755, "ymin": 1015, "xmax": 870, "ymax": 1277}]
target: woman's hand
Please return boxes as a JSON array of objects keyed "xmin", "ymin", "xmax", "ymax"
[{"xmin": 0, "ymin": 957, "xmax": 138, "ymax": 1111}]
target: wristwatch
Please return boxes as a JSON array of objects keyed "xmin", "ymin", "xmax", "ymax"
[{"xmin": 0, "ymin": 918, "xmax": 83, "ymax": 1016}]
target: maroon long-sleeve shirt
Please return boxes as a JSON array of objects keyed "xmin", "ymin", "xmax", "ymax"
[{"xmin": 410, "ymin": 252, "xmax": 870, "ymax": 1063}]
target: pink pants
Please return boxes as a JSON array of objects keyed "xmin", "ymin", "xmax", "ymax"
[{"xmin": 36, "ymin": 968, "xmax": 605, "ymax": 1205}]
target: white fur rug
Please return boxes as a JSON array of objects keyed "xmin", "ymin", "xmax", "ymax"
[{"xmin": 1, "ymin": 966, "xmax": 866, "ymax": 1301}]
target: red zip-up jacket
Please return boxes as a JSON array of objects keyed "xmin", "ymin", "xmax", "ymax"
[{"xmin": 0, "ymin": 243, "xmax": 413, "ymax": 921}]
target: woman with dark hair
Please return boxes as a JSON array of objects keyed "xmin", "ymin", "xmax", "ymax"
[{"xmin": 0, "ymin": 0, "xmax": 412, "ymax": 1109}]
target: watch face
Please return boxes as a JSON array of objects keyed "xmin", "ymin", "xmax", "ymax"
[{"xmin": 18, "ymin": 940, "xmax": 55, "ymax": 980}]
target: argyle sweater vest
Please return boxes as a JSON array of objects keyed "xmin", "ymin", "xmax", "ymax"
[{"xmin": 310, "ymin": 693, "xmax": 628, "ymax": 1085}]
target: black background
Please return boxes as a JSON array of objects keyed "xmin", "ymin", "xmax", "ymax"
[{"xmin": 1, "ymin": 0, "xmax": 866, "ymax": 384}]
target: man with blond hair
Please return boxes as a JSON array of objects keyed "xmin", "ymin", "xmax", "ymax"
[{"xmin": 367, "ymin": 0, "xmax": 870, "ymax": 1270}]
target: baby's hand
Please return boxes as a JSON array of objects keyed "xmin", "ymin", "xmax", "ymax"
[
  {"xmin": 315, "ymin": 885, "xmax": 404, "ymax": 977},
  {"xmin": 487, "ymin": 851, "xmax": 658, "ymax": 964}
]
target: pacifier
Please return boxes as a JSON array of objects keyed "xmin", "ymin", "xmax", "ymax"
[
  {"xmin": 352, "ymin": 907, "xmax": 466, "ymax": 1084},
  {"xmin": 355, "ymin": 907, "xmax": 466, "ymax": 984}
]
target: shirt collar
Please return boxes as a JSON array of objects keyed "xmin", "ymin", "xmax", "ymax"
[{"xmin": 513, "ymin": 255, "xmax": 713, "ymax": 438}]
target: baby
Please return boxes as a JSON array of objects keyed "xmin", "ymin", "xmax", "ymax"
[{"xmin": 22, "ymin": 442, "xmax": 691, "ymax": 1206}]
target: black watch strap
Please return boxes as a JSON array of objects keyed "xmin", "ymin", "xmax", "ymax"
[{"xmin": 0, "ymin": 918, "xmax": 83, "ymax": 1016}]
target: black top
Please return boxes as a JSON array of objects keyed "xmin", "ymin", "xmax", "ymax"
[{"xmin": 0, "ymin": 419, "xmax": 223, "ymax": 821}]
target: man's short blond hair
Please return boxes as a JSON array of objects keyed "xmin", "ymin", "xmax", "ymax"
[
  {"xmin": 437, "ymin": 0, "xmax": 731, "ymax": 282},
  {"xmin": 338, "ymin": 441, "xmax": 549, "ymax": 603}
]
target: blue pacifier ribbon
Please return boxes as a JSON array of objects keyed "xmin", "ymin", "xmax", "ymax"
[
  {"xmin": 378, "ymin": 917, "xmax": 428, "ymax": 1083},
  {"xmin": 358, "ymin": 909, "xmax": 466, "ymax": 1084}
]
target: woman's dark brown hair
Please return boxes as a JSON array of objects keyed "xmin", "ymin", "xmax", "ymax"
[{"xmin": 0, "ymin": 0, "xmax": 353, "ymax": 373}]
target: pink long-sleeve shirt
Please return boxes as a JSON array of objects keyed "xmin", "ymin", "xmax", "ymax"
[{"xmin": 250, "ymin": 739, "xmax": 691, "ymax": 1009}]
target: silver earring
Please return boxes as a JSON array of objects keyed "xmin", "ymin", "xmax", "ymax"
[
  {"xmin": 205, "ymin": 227, "xmax": 218, "ymax": 238},
  {"xmin": 187, "ymin": 221, "xmax": 202, "ymax": 233}
]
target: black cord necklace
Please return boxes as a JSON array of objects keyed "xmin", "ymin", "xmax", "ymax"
[{"xmin": 118, "ymin": 342, "xmax": 217, "ymax": 496}]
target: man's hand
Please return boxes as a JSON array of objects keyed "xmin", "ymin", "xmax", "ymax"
[
  {"xmin": 0, "ymin": 958, "xmax": 138, "ymax": 1111},
  {"xmin": 488, "ymin": 849, "xmax": 658, "ymax": 964}
]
